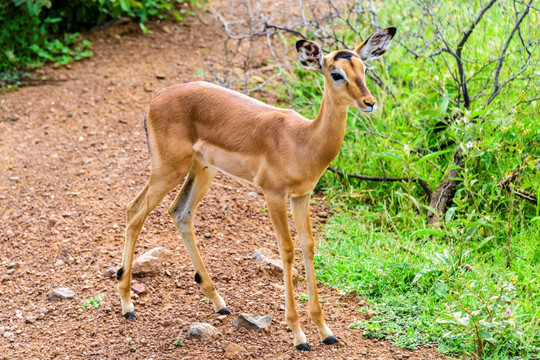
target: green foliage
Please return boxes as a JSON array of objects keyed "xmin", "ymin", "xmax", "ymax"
[
  {"xmin": 1, "ymin": 0, "xmax": 204, "ymax": 86},
  {"xmin": 286, "ymin": 1, "xmax": 539, "ymax": 358},
  {"xmin": 173, "ymin": 338, "xmax": 184, "ymax": 347},
  {"xmin": 82, "ymin": 293, "xmax": 106, "ymax": 309}
]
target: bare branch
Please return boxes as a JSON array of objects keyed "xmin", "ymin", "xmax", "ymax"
[{"xmin": 327, "ymin": 166, "xmax": 433, "ymax": 198}]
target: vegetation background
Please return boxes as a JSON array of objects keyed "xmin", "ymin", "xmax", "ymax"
[{"xmin": 2, "ymin": 0, "xmax": 539, "ymax": 358}]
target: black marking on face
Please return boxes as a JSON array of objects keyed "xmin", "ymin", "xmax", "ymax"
[
  {"xmin": 203, "ymin": 166, "xmax": 208, "ymax": 170},
  {"xmin": 116, "ymin": 267, "xmax": 124, "ymax": 281},
  {"xmin": 372, "ymin": 49, "xmax": 386, "ymax": 57},
  {"xmin": 195, "ymin": 272, "xmax": 202, "ymax": 284},
  {"xmin": 333, "ymin": 51, "xmax": 359, "ymax": 61},
  {"xmin": 354, "ymin": 76, "xmax": 371, "ymax": 96}
]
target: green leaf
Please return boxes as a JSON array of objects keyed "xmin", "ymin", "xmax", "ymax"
[
  {"xmin": 416, "ymin": 150, "xmax": 450, "ymax": 165},
  {"xmin": 411, "ymin": 268, "xmax": 437, "ymax": 284},
  {"xmin": 120, "ymin": 0, "xmax": 132, "ymax": 12},
  {"xmin": 411, "ymin": 228, "xmax": 445, "ymax": 237},
  {"xmin": 373, "ymin": 151, "xmax": 403, "ymax": 163},
  {"xmin": 445, "ymin": 206, "xmax": 458, "ymax": 223},
  {"xmin": 479, "ymin": 330, "xmax": 496, "ymax": 343}
]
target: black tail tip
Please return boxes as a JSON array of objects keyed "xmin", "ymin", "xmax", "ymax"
[
  {"xmin": 387, "ymin": 27, "xmax": 397, "ymax": 37},
  {"xmin": 116, "ymin": 268, "xmax": 124, "ymax": 281},
  {"xmin": 323, "ymin": 336, "xmax": 339, "ymax": 345},
  {"xmin": 296, "ymin": 343, "xmax": 312, "ymax": 351}
]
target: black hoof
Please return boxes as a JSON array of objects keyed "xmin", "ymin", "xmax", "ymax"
[
  {"xmin": 323, "ymin": 336, "xmax": 339, "ymax": 345},
  {"xmin": 296, "ymin": 343, "xmax": 312, "ymax": 351},
  {"xmin": 217, "ymin": 308, "xmax": 231, "ymax": 315},
  {"xmin": 123, "ymin": 312, "xmax": 137, "ymax": 320}
]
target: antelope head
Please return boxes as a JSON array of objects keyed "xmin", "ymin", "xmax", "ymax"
[{"xmin": 296, "ymin": 27, "xmax": 396, "ymax": 113}]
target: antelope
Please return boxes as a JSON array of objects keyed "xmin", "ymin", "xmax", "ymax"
[{"xmin": 117, "ymin": 27, "xmax": 396, "ymax": 350}]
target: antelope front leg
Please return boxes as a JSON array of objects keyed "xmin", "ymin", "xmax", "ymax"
[
  {"xmin": 291, "ymin": 194, "xmax": 337, "ymax": 345},
  {"xmin": 265, "ymin": 192, "xmax": 310, "ymax": 350}
]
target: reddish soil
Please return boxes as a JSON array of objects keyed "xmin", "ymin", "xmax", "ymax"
[{"xmin": 0, "ymin": 2, "xmax": 447, "ymax": 359}]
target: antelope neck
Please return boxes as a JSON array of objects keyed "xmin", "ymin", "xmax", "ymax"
[{"xmin": 309, "ymin": 87, "xmax": 349, "ymax": 164}]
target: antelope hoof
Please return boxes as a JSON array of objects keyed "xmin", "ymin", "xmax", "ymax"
[
  {"xmin": 323, "ymin": 336, "xmax": 339, "ymax": 345},
  {"xmin": 217, "ymin": 308, "xmax": 231, "ymax": 315},
  {"xmin": 296, "ymin": 343, "xmax": 312, "ymax": 351},
  {"xmin": 123, "ymin": 312, "xmax": 137, "ymax": 320}
]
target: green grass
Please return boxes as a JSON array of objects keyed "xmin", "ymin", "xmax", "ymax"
[
  {"xmin": 82, "ymin": 293, "xmax": 106, "ymax": 309},
  {"xmin": 282, "ymin": 0, "xmax": 540, "ymax": 358}
]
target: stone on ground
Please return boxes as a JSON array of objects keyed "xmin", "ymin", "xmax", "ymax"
[
  {"xmin": 222, "ymin": 341, "xmax": 247, "ymax": 358},
  {"xmin": 103, "ymin": 267, "xmax": 116, "ymax": 278},
  {"xmin": 131, "ymin": 283, "xmax": 146, "ymax": 295},
  {"xmin": 253, "ymin": 248, "xmax": 298, "ymax": 284},
  {"xmin": 233, "ymin": 313, "xmax": 271, "ymax": 332},
  {"xmin": 132, "ymin": 255, "xmax": 162, "ymax": 277},
  {"xmin": 366, "ymin": 309, "xmax": 377, "ymax": 319},
  {"xmin": 48, "ymin": 287, "xmax": 74, "ymax": 301},
  {"xmin": 142, "ymin": 247, "xmax": 172, "ymax": 261},
  {"xmin": 187, "ymin": 322, "xmax": 220, "ymax": 340}
]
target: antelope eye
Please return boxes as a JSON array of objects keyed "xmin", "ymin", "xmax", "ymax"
[{"xmin": 331, "ymin": 73, "xmax": 344, "ymax": 82}]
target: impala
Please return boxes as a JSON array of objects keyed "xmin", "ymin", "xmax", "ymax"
[{"xmin": 117, "ymin": 27, "xmax": 396, "ymax": 350}]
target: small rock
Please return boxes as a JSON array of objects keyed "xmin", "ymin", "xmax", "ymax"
[
  {"xmin": 7, "ymin": 262, "xmax": 21, "ymax": 270},
  {"xmin": 142, "ymin": 247, "xmax": 172, "ymax": 261},
  {"xmin": 36, "ymin": 314, "xmax": 45, "ymax": 320},
  {"xmin": 233, "ymin": 314, "xmax": 271, "ymax": 332},
  {"xmin": 6, "ymin": 269, "xmax": 15, "ymax": 275},
  {"xmin": 257, "ymin": 257, "xmax": 298, "ymax": 284},
  {"xmin": 131, "ymin": 283, "xmax": 146, "ymax": 295},
  {"xmin": 204, "ymin": 233, "xmax": 212, "ymax": 238},
  {"xmin": 247, "ymin": 192, "xmax": 258, "ymax": 199},
  {"xmin": 3, "ymin": 331, "xmax": 14, "ymax": 338},
  {"xmin": 132, "ymin": 255, "xmax": 162, "ymax": 277},
  {"xmin": 251, "ymin": 291, "xmax": 264, "ymax": 298},
  {"xmin": 252, "ymin": 248, "xmax": 273, "ymax": 262},
  {"xmin": 104, "ymin": 267, "xmax": 116, "ymax": 278},
  {"xmin": 48, "ymin": 287, "xmax": 75, "ymax": 301},
  {"xmin": 318, "ymin": 211, "xmax": 329, "ymax": 218},
  {"xmin": 187, "ymin": 322, "xmax": 220, "ymax": 340},
  {"xmin": 162, "ymin": 320, "xmax": 173, "ymax": 327},
  {"xmin": 165, "ymin": 270, "xmax": 172, "ymax": 277},
  {"xmin": 155, "ymin": 73, "xmax": 166, "ymax": 79},
  {"xmin": 9, "ymin": 114, "xmax": 19, "ymax": 121},
  {"xmin": 222, "ymin": 341, "xmax": 247, "ymax": 358},
  {"xmin": 366, "ymin": 309, "xmax": 377, "ymax": 319},
  {"xmin": 25, "ymin": 316, "xmax": 36, "ymax": 324},
  {"xmin": 54, "ymin": 260, "xmax": 65, "ymax": 267},
  {"xmin": 2, "ymin": 275, "xmax": 11, "ymax": 282}
]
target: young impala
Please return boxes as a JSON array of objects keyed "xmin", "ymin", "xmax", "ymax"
[{"xmin": 117, "ymin": 27, "xmax": 396, "ymax": 350}]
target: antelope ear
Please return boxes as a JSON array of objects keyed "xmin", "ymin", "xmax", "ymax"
[
  {"xmin": 296, "ymin": 39, "xmax": 324, "ymax": 73},
  {"xmin": 355, "ymin": 27, "xmax": 396, "ymax": 61}
]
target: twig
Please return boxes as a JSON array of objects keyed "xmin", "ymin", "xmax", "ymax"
[{"xmin": 326, "ymin": 166, "xmax": 432, "ymax": 198}]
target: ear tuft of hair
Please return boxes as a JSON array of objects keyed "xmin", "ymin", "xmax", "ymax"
[{"xmin": 387, "ymin": 27, "xmax": 397, "ymax": 37}]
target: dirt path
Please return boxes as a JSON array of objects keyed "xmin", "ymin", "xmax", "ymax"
[{"xmin": 0, "ymin": 3, "xmax": 446, "ymax": 359}]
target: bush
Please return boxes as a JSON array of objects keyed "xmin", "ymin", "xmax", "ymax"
[{"xmin": 0, "ymin": 0, "xmax": 202, "ymax": 86}]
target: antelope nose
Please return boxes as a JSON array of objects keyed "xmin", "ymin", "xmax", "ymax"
[{"xmin": 364, "ymin": 100, "xmax": 375, "ymax": 107}]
